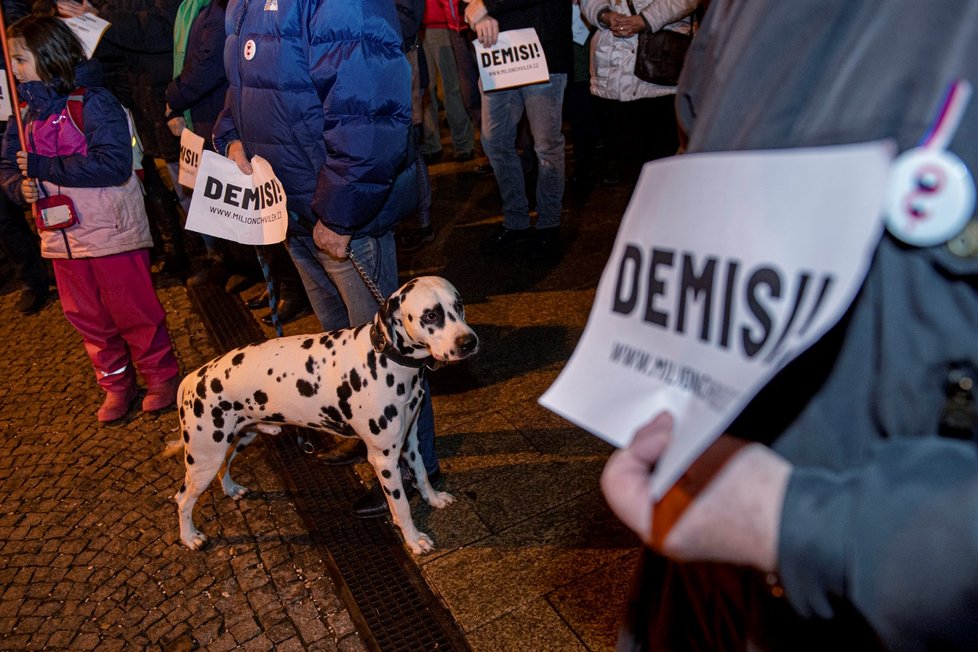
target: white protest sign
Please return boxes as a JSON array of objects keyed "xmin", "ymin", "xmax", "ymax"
[
  {"xmin": 185, "ymin": 150, "xmax": 288, "ymax": 245},
  {"xmin": 63, "ymin": 14, "xmax": 111, "ymax": 59},
  {"xmin": 474, "ymin": 28, "xmax": 549, "ymax": 91},
  {"xmin": 539, "ymin": 141, "xmax": 895, "ymax": 499},
  {"xmin": 178, "ymin": 128, "xmax": 205, "ymax": 189},
  {"xmin": 0, "ymin": 70, "xmax": 11, "ymax": 122}
]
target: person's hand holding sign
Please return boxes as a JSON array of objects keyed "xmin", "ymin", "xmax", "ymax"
[
  {"xmin": 601, "ymin": 412, "xmax": 790, "ymax": 573},
  {"xmin": 56, "ymin": 0, "xmax": 98, "ymax": 17},
  {"xmin": 226, "ymin": 140, "xmax": 253, "ymax": 175},
  {"xmin": 463, "ymin": 0, "xmax": 499, "ymax": 47}
]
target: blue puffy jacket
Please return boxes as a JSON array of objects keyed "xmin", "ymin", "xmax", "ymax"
[{"xmin": 213, "ymin": 0, "xmax": 418, "ymax": 238}]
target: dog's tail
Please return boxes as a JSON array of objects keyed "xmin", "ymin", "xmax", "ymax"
[{"xmin": 161, "ymin": 439, "xmax": 184, "ymax": 460}]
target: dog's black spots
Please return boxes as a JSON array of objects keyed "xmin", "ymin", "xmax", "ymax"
[
  {"xmin": 253, "ymin": 390, "xmax": 269, "ymax": 406},
  {"xmin": 267, "ymin": 413, "xmax": 286, "ymax": 422},
  {"xmin": 378, "ymin": 416, "xmax": 388, "ymax": 430},
  {"xmin": 379, "ymin": 356, "xmax": 388, "ymax": 369},
  {"xmin": 179, "ymin": 405, "xmax": 185, "ymax": 419},
  {"xmin": 212, "ymin": 430, "xmax": 224, "ymax": 442},
  {"xmin": 195, "ymin": 366, "xmax": 207, "ymax": 378},
  {"xmin": 409, "ymin": 396, "xmax": 419, "ymax": 410},
  {"xmin": 301, "ymin": 338, "xmax": 314, "ymax": 349},
  {"xmin": 187, "ymin": 454, "xmax": 195, "ymax": 465},
  {"xmin": 383, "ymin": 486, "xmax": 392, "ymax": 497},
  {"xmin": 411, "ymin": 376, "xmax": 418, "ymax": 389},
  {"xmin": 193, "ymin": 399, "xmax": 204, "ymax": 418},
  {"xmin": 354, "ymin": 323, "xmax": 367, "ymax": 338},
  {"xmin": 319, "ymin": 334, "xmax": 329, "ymax": 346},
  {"xmin": 213, "ymin": 416, "xmax": 225, "ymax": 429},
  {"xmin": 336, "ymin": 383, "xmax": 354, "ymax": 419},
  {"xmin": 384, "ymin": 404, "xmax": 398, "ymax": 421},
  {"xmin": 324, "ymin": 337, "xmax": 334, "ymax": 350},
  {"xmin": 210, "ymin": 378, "xmax": 223, "ymax": 394},
  {"xmin": 225, "ymin": 368, "xmax": 231, "ymax": 380},
  {"xmin": 179, "ymin": 483, "xmax": 186, "ymax": 493},
  {"xmin": 226, "ymin": 432, "xmax": 235, "ymax": 443},
  {"xmin": 196, "ymin": 379, "xmax": 207, "ymax": 400},
  {"xmin": 369, "ymin": 419, "xmax": 380, "ymax": 435},
  {"xmin": 235, "ymin": 416, "xmax": 246, "ymax": 426},
  {"xmin": 196, "ymin": 425, "xmax": 202, "ymax": 431},
  {"xmin": 211, "ymin": 406, "xmax": 223, "ymax": 419},
  {"xmin": 183, "ymin": 430, "xmax": 190, "ymax": 443},
  {"xmin": 233, "ymin": 401, "xmax": 244, "ymax": 411},
  {"xmin": 407, "ymin": 314, "xmax": 414, "ymax": 323},
  {"xmin": 267, "ymin": 368, "xmax": 274, "ymax": 375},
  {"xmin": 448, "ymin": 312, "xmax": 457, "ymax": 322},
  {"xmin": 296, "ymin": 379, "xmax": 316, "ymax": 397},
  {"xmin": 218, "ymin": 400, "xmax": 231, "ymax": 411},
  {"xmin": 305, "ymin": 355, "xmax": 315, "ymax": 374},
  {"xmin": 427, "ymin": 327, "xmax": 435, "ymax": 335},
  {"xmin": 231, "ymin": 352, "xmax": 246, "ymax": 366},
  {"xmin": 396, "ymin": 383, "xmax": 405, "ymax": 396},
  {"xmin": 392, "ymin": 488, "xmax": 401, "ymax": 500},
  {"xmin": 383, "ymin": 448, "xmax": 390, "ymax": 456},
  {"xmin": 385, "ymin": 373, "xmax": 395, "ymax": 387},
  {"xmin": 388, "ymin": 294, "xmax": 402, "ymax": 314},
  {"xmin": 367, "ymin": 351, "xmax": 378, "ymax": 380},
  {"xmin": 381, "ymin": 469, "xmax": 392, "ymax": 479},
  {"xmin": 349, "ymin": 369, "xmax": 362, "ymax": 393}
]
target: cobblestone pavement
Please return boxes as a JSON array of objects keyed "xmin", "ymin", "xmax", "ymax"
[{"xmin": 0, "ymin": 274, "xmax": 365, "ymax": 651}]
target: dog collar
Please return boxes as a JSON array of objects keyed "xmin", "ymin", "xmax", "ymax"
[{"xmin": 369, "ymin": 321, "xmax": 432, "ymax": 369}]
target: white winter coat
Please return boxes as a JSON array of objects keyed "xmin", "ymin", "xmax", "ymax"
[{"xmin": 581, "ymin": 0, "xmax": 699, "ymax": 101}]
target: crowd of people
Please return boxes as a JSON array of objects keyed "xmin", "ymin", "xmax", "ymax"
[{"xmin": 2, "ymin": 0, "xmax": 978, "ymax": 649}]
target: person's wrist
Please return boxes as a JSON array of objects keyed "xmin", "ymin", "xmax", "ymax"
[{"xmin": 597, "ymin": 7, "xmax": 612, "ymax": 27}]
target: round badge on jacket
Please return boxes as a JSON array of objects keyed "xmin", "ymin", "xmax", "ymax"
[{"xmin": 244, "ymin": 39, "xmax": 256, "ymax": 61}]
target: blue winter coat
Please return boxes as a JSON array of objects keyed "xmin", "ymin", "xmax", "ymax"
[
  {"xmin": 213, "ymin": 0, "xmax": 418, "ymax": 238},
  {"xmin": 165, "ymin": 0, "xmax": 229, "ymax": 145}
]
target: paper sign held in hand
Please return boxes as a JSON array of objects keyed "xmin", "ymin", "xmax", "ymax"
[
  {"xmin": 178, "ymin": 128, "xmax": 205, "ymax": 190},
  {"xmin": 185, "ymin": 150, "xmax": 288, "ymax": 245},
  {"xmin": 63, "ymin": 14, "xmax": 110, "ymax": 59},
  {"xmin": 474, "ymin": 28, "xmax": 549, "ymax": 91},
  {"xmin": 539, "ymin": 141, "xmax": 895, "ymax": 499}
]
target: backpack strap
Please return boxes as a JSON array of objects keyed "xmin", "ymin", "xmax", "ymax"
[{"xmin": 65, "ymin": 87, "xmax": 86, "ymax": 134}]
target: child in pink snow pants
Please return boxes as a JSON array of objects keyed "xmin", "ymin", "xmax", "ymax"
[{"xmin": 0, "ymin": 15, "xmax": 180, "ymax": 424}]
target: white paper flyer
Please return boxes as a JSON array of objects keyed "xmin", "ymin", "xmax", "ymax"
[{"xmin": 539, "ymin": 142, "xmax": 895, "ymax": 499}]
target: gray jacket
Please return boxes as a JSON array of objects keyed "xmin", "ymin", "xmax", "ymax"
[{"xmin": 633, "ymin": 1, "xmax": 978, "ymax": 650}]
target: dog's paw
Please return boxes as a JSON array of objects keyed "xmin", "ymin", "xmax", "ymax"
[
  {"xmin": 427, "ymin": 490, "xmax": 455, "ymax": 509},
  {"xmin": 406, "ymin": 532, "xmax": 436, "ymax": 555},
  {"xmin": 181, "ymin": 529, "xmax": 208, "ymax": 550},
  {"xmin": 222, "ymin": 479, "xmax": 250, "ymax": 500}
]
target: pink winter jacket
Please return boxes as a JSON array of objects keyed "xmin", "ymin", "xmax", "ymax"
[{"xmin": 14, "ymin": 82, "xmax": 152, "ymax": 260}]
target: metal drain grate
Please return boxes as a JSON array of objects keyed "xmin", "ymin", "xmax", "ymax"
[{"xmin": 187, "ymin": 282, "xmax": 470, "ymax": 652}]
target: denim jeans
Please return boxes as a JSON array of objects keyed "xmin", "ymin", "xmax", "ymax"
[
  {"xmin": 284, "ymin": 227, "xmax": 438, "ymax": 473},
  {"xmin": 285, "ymin": 229, "xmax": 397, "ymax": 331},
  {"xmin": 481, "ymin": 73, "xmax": 567, "ymax": 230},
  {"xmin": 422, "ymin": 27, "xmax": 475, "ymax": 156}
]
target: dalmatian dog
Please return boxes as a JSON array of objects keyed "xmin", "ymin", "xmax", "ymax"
[{"xmin": 164, "ymin": 276, "xmax": 478, "ymax": 555}]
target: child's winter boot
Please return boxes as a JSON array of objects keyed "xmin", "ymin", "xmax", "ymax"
[
  {"xmin": 97, "ymin": 385, "xmax": 138, "ymax": 424},
  {"xmin": 142, "ymin": 374, "xmax": 180, "ymax": 412}
]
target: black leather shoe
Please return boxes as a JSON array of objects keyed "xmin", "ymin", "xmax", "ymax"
[
  {"xmin": 528, "ymin": 227, "xmax": 561, "ymax": 261},
  {"xmin": 481, "ymin": 226, "xmax": 532, "ymax": 255},
  {"xmin": 352, "ymin": 469, "xmax": 443, "ymax": 519},
  {"xmin": 398, "ymin": 226, "xmax": 434, "ymax": 252},
  {"xmin": 314, "ymin": 438, "xmax": 366, "ymax": 465},
  {"xmin": 245, "ymin": 290, "xmax": 269, "ymax": 310},
  {"xmin": 18, "ymin": 285, "xmax": 52, "ymax": 316},
  {"xmin": 262, "ymin": 296, "xmax": 312, "ymax": 326}
]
